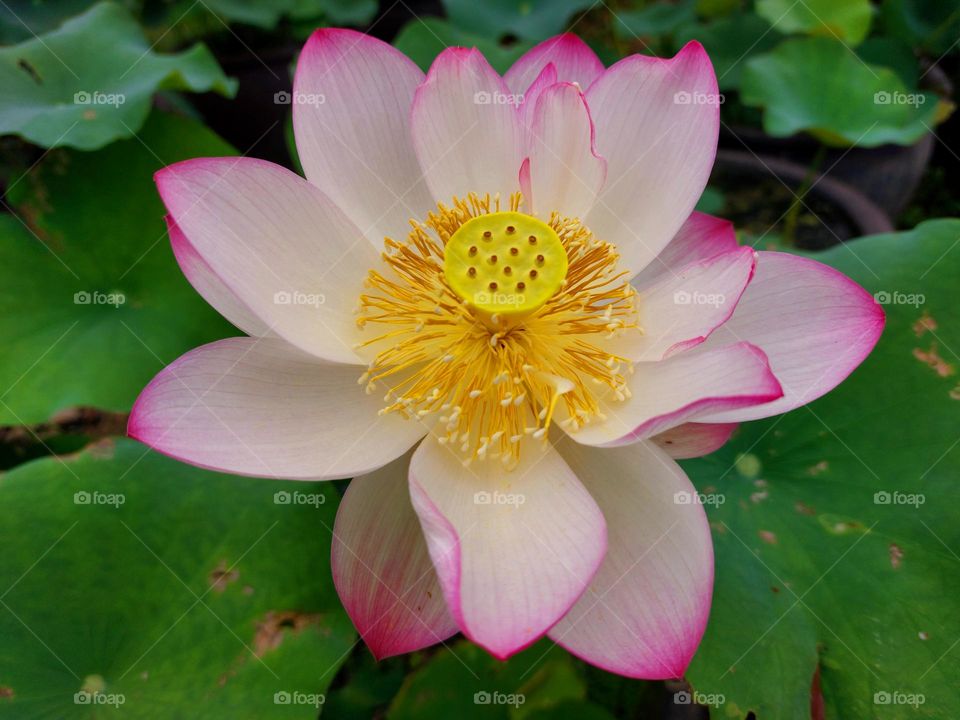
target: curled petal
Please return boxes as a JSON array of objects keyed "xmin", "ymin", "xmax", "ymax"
[{"xmin": 698, "ymin": 252, "xmax": 885, "ymax": 422}]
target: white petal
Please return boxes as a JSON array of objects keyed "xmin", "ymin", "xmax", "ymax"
[
  {"xmin": 293, "ymin": 29, "xmax": 434, "ymax": 246},
  {"xmin": 566, "ymin": 342, "xmax": 782, "ymax": 446},
  {"xmin": 550, "ymin": 437, "xmax": 713, "ymax": 679},
  {"xmin": 523, "ymin": 83, "xmax": 606, "ymax": 219},
  {"xmin": 606, "ymin": 247, "xmax": 757, "ymax": 362},
  {"xmin": 698, "ymin": 252, "xmax": 885, "ymax": 422},
  {"xmin": 504, "ymin": 34, "xmax": 605, "ymax": 94},
  {"xmin": 129, "ymin": 337, "xmax": 426, "ymax": 479},
  {"xmin": 584, "ymin": 43, "xmax": 720, "ymax": 277},
  {"xmin": 632, "ymin": 212, "xmax": 739, "ymax": 287},
  {"xmin": 333, "ymin": 451, "xmax": 458, "ymax": 659},
  {"xmin": 408, "ymin": 436, "xmax": 606, "ymax": 659},
  {"xmin": 411, "ymin": 48, "xmax": 522, "ymax": 204},
  {"xmin": 156, "ymin": 157, "xmax": 378, "ymax": 365},
  {"xmin": 167, "ymin": 216, "xmax": 270, "ymax": 337}
]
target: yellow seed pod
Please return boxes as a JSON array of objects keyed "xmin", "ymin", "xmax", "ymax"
[{"xmin": 443, "ymin": 211, "xmax": 568, "ymax": 319}]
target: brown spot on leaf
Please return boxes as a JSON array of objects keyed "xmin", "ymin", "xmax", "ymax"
[
  {"xmin": 759, "ymin": 530, "xmax": 778, "ymax": 545},
  {"xmin": 811, "ymin": 665, "xmax": 824, "ymax": 720},
  {"xmin": 0, "ymin": 686, "xmax": 13, "ymax": 700},
  {"xmin": 750, "ymin": 489, "xmax": 769, "ymax": 504},
  {"xmin": 889, "ymin": 543, "xmax": 904, "ymax": 570},
  {"xmin": 912, "ymin": 312, "xmax": 938, "ymax": 337},
  {"xmin": 57, "ymin": 437, "xmax": 116, "ymax": 463},
  {"xmin": 807, "ymin": 460, "xmax": 829, "ymax": 476},
  {"xmin": 253, "ymin": 611, "xmax": 321, "ymax": 657},
  {"xmin": 950, "ymin": 384, "xmax": 960, "ymax": 401},
  {"xmin": 17, "ymin": 58, "xmax": 41, "ymax": 83},
  {"xmin": 795, "ymin": 501, "xmax": 816, "ymax": 515},
  {"xmin": 913, "ymin": 343, "xmax": 956, "ymax": 377},
  {"xmin": 208, "ymin": 560, "xmax": 239, "ymax": 593},
  {"xmin": 822, "ymin": 518, "xmax": 866, "ymax": 535},
  {"xmin": 87, "ymin": 438, "xmax": 116, "ymax": 459}
]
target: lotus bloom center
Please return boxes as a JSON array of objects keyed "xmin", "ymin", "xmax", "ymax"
[
  {"xmin": 443, "ymin": 211, "xmax": 568, "ymax": 319},
  {"xmin": 356, "ymin": 193, "xmax": 639, "ymax": 468}
]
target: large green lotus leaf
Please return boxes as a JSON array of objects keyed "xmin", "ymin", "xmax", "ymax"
[
  {"xmin": 525, "ymin": 700, "xmax": 617, "ymax": 719},
  {"xmin": 440, "ymin": 0, "xmax": 593, "ymax": 42},
  {"xmin": 741, "ymin": 37, "xmax": 942, "ymax": 147},
  {"xmin": 201, "ymin": 0, "xmax": 377, "ymax": 28},
  {"xmin": 393, "ymin": 17, "xmax": 532, "ymax": 75},
  {"xmin": 685, "ymin": 219, "xmax": 960, "ymax": 718},
  {"xmin": 0, "ymin": 438, "xmax": 355, "ymax": 718},
  {"xmin": 0, "ymin": 111, "xmax": 237, "ymax": 425},
  {"xmin": 757, "ymin": 0, "xmax": 873, "ymax": 44},
  {"xmin": 388, "ymin": 640, "xmax": 586, "ymax": 719},
  {"xmin": 613, "ymin": 0, "xmax": 697, "ymax": 39},
  {"xmin": 881, "ymin": 0, "xmax": 960, "ymax": 55},
  {"xmin": 856, "ymin": 36, "xmax": 921, "ymax": 88},
  {"xmin": 676, "ymin": 13, "xmax": 782, "ymax": 90},
  {"xmin": 0, "ymin": 2, "xmax": 236, "ymax": 150},
  {"xmin": 0, "ymin": 0, "xmax": 100, "ymax": 44}
]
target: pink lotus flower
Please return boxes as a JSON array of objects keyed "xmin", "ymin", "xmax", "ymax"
[{"xmin": 130, "ymin": 30, "xmax": 884, "ymax": 677}]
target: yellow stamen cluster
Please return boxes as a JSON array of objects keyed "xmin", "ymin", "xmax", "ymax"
[{"xmin": 356, "ymin": 193, "xmax": 639, "ymax": 467}]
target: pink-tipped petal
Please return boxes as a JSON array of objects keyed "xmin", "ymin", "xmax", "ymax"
[
  {"xmin": 652, "ymin": 422, "xmax": 739, "ymax": 459},
  {"xmin": 333, "ymin": 451, "xmax": 458, "ymax": 659},
  {"xmin": 505, "ymin": 34, "xmax": 605, "ymax": 95},
  {"xmin": 585, "ymin": 42, "xmax": 720, "ymax": 277},
  {"xmin": 550, "ymin": 437, "xmax": 713, "ymax": 679},
  {"xmin": 411, "ymin": 47, "xmax": 522, "ymax": 204},
  {"xmin": 605, "ymin": 246, "xmax": 757, "ymax": 362},
  {"xmin": 697, "ymin": 252, "xmax": 885, "ymax": 422},
  {"xmin": 155, "ymin": 157, "xmax": 378, "ymax": 365},
  {"xmin": 293, "ymin": 29, "xmax": 433, "ymax": 246},
  {"xmin": 633, "ymin": 212, "xmax": 739, "ymax": 287},
  {"xmin": 128, "ymin": 337, "xmax": 426, "ymax": 480},
  {"xmin": 517, "ymin": 62, "xmax": 558, "ymax": 152},
  {"xmin": 524, "ymin": 83, "xmax": 606, "ymax": 219},
  {"xmin": 408, "ymin": 436, "xmax": 606, "ymax": 660},
  {"xmin": 566, "ymin": 342, "xmax": 783, "ymax": 447},
  {"xmin": 166, "ymin": 216, "xmax": 270, "ymax": 337}
]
